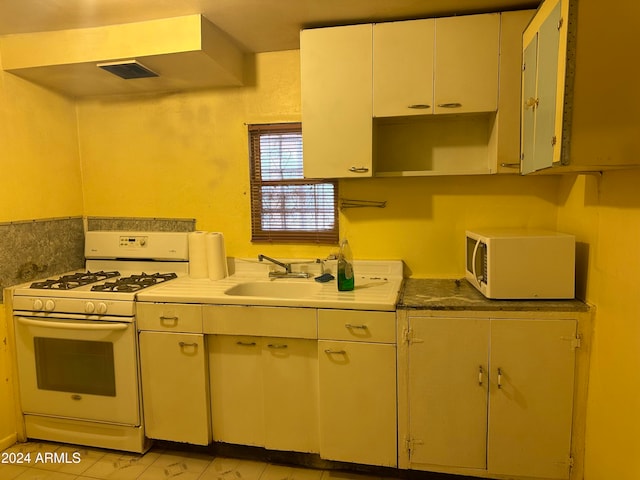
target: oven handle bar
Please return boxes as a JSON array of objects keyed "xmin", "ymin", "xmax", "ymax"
[{"xmin": 16, "ymin": 317, "xmax": 128, "ymax": 331}]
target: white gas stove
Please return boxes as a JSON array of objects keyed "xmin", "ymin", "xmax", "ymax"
[
  {"xmin": 11, "ymin": 231, "xmax": 189, "ymax": 453},
  {"xmin": 12, "ymin": 231, "xmax": 189, "ymax": 317}
]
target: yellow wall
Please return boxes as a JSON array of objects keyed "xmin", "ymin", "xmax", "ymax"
[
  {"xmin": 558, "ymin": 171, "xmax": 640, "ymax": 480},
  {"xmin": 0, "ymin": 305, "xmax": 16, "ymax": 449},
  {"xmin": 0, "ymin": 49, "xmax": 82, "ymax": 447},
  {"xmin": 77, "ymin": 50, "xmax": 561, "ymax": 276},
  {"xmin": 0, "ymin": 59, "xmax": 83, "ymax": 222}
]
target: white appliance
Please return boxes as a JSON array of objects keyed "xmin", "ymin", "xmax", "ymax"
[
  {"xmin": 11, "ymin": 231, "xmax": 189, "ymax": 453},
  {"xmin": 465, "ymin": 228, "xmax": 575, "ymax": 299}
]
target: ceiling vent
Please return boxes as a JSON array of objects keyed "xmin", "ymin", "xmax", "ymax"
[{"xmin": 97, "ymin": 60, "xmax": 158, "ymax": 79}]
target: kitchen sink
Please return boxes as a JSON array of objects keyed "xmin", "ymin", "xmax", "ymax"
[{"xmin": 224, "ymin": 281, "xmax": 322, "ymax": 299}]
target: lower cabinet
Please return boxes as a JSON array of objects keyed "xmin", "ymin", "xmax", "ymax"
[
  {"xmin": 208, "ymin": 335, "xmax": 319, "ymax": 453},
  {"xmin": 402, "ymin": 314, "xmax": 578, "ymax": 479},
  {"xmin": 317, "ymin": 309, "xmax": 397, "ymax": 467},
  {"xmin": 138, "ymin": 331, "xmax": 211, "ymax": 445}
]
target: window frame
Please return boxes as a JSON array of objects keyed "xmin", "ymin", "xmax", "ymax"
[{"xmin": 248, "ymin": 123, "xmax": 339, "ymax": 244}]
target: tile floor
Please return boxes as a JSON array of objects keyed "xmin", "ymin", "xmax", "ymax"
[{"xmin": 0, "ymin": 441, "xmax": 391, "ymax": 480}]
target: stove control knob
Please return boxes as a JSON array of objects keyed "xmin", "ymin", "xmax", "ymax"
[
  {"xmin": 33, "ymin": 299, "xmax": 44, "ymax": 310},
  {"xmin": 85, "ymin": 302, "xmax": 96, "ymax": 313},
  {"xmin": 44, "ymin": 300, "xmax": 55, "ymax": 312},
  {"xmin": 96, "ymin": 303, "xmax": 108, "ymax": 315}
]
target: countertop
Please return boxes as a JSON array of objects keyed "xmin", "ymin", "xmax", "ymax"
[
  {"xmin": 399, "ymin": 278, "xmax": 590, "ymax": 312},
  {"xmin": 136, "ymin": 259, "xmax": 404, "ymax": 312}
]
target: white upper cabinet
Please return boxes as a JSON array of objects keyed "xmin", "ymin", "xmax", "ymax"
[
  {"xmin": 373, "ymin": 14, "xmax": 499, "ymax": 118},
  {"xmin": 433, "ymin": 14, "xmax": 500, "ymax": 115},
  {"xmin": 301, "ymin": 12, "xmax": 523, "ymax": 178},
  {"xmin": 301, "ymin": 24, "xmax": 373, "ymax": 178},
  {"xmin": 373, "ymin": 19, "xmax": 435, "ymax": 117},
  {"xmin": 521, "ymin": 0, "xmax": 640, "ymax": 174}
]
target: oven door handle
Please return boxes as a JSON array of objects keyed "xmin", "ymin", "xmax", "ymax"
[{"xmin": 17, "ymin": 317, "xmax": 129, "ymax": 331}]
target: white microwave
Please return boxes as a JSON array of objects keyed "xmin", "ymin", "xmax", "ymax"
[{"xmin": 465, "ymin": 228, "xmax": 576, "ymax": 299}]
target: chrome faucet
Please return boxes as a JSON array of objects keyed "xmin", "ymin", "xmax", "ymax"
[
  {"xmin": 258, "ymin": 254, "xmax": 313, "ymax": 278},
  {"xmin": 258, "ymin": 254, "xmax": 291, "ymax": 273}
]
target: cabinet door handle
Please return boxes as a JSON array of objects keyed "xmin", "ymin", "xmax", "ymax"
[
  {"xmin": 324, "ymin": 349, "xmax": 347, "ymax": 355},
  {"xmin": 408, "ymin": 104, "xmax": 431, "ymax": 110},
  {"xmin": 348, "ymin": 166, "xmax": 369, "ymax": 173},
  {"xmin": 267, "ymin": 343, "xmax": 288, "ymax": 349},
  {"xmin": 478, "ymin": 366, "xmax": 484, "ymax": 386},
  {"xmin": 236, "ymin": 341, "xmax": 257, "ymax": 346},
  {"xmin": 345, "ymin": 323, "xmax": 368, "ymax": 330},
  {"xmin": 497, "ymin": 368, "xmax": 503, "ymax": 389},
  {"xmin": 436, "ymin": 103, "xmax": 462, "ymax": 108}
]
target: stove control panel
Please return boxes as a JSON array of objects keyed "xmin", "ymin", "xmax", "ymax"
[
  {"xmin": 85, "ymin": 231, "xmax": 189, "ymax": 261},
  {"xmin": 13, "ymin": 296, "xmax": 135, "ymax": 317},
  {"xmin": 119, "ymin": 235, "xmax": 148, "ymax": 248}
]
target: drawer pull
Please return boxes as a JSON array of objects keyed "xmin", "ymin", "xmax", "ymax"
[
  {"xmin": 267, "ymin": 343, "xmax": 288, "ymax": 349},
  {"xmin": 324, "ymin": 349, "xmax": 347, "ymax": 354},
  {"xmin": 236, "ymin": 341, "xmax": 257, "ymax": 347},
  {"xmin": 179, "ymin": 341, "xmax": 198, "ymax": 348},
  {"xmin": 345, "ymin": 323, "xmax": 368, "ymax": 330},
  {"xmin": 408, "ymin": 104, "xmax": 431, "ymax": 110},
  {"xmin": 160, "ymin": 315, "xmax": 179, "ymax": 326}
]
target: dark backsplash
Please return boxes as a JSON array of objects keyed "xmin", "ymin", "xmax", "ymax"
[
  {"xmin": 87, "ymin": 216, "xmax": 195, "ymax": 232},
  {"xmin": 0, "ymin": 217, "xmax": 85, "ymax": 302}
]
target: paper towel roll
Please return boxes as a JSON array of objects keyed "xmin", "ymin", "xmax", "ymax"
[
  {"xmin": 188, "ymin": 231, "xmax": 208, "ymax": 279},
  {"xmin": 206, "ymin": 232, "xmax": 228, "ymax": 281}
]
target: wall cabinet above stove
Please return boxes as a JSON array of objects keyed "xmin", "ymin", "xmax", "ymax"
[
  {"xmin": 373, "ymin": 14, "xmax": 499, "ymax": 118},
  {"xmin": 0, "ymin": 15, "xmax": 245, "ymax": 98}
]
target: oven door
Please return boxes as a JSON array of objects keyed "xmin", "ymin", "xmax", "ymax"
[{"xmin": 14, "ymin": 315, "xmax": 140, "ymax": 425}]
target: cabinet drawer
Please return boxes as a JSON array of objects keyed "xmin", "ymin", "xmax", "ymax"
[
  {"xmin": 203, "ymin": 305, "xmax": 317, "ymax": 339},
  {"xmin": 318, "ymin": 309, "xmax": 396, "ymax": 343},
  {"xmin": 137, "ymin": 303, "xmax": 203, "ymax": 333}
]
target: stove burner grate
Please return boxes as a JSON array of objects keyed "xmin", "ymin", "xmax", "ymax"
[
  {"xmin": 30, "ymin": 271, "xmax": 121, "ymax": 290},
  {"xmin": 91, "ymin": 272, "xmax": 178, "ymax": 293}
]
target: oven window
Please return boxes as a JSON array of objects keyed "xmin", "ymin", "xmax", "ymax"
[{"xmin": 34, "ymin": 337, "xmax": 116, "ymax": 396}]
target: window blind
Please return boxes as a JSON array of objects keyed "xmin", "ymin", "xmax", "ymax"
[{"xmin": 249, "ymin": 123, "xmax": 338, "ymax": 244}]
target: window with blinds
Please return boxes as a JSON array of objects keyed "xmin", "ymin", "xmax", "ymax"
[{"xmin": 249, "ymin": 123, "xmax": 338, "ymax": 244}]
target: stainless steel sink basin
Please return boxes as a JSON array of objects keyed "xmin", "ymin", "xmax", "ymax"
[{"xmin": 224, "ymin": 281, "xmax": 321, "ymax": 299}]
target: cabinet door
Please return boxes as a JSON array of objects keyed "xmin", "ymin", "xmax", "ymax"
[
  {"xmin": 301, "ymin": 24, "xmax": 373, "ymax": 178},
  {"xmin": 373, "ymin": 19, "xmax": 435, "ymax": 117},
  {"xmin": 488, "ymin": 319, "xmax": 577, "ymax": 479},
  {"xmin": 407, "ymin": 317, "xmax": 490, "ymax": 469},
  {"xmin": 262, "ymin": 338, "xmax": 318, "ymax": 453},
  {"xmin": 139, "ymin": 332, "xmax": 210, "ymax": 445},
  {"xmin": 318, "ymin": 340, "xmax": 397, "ymax": 467},
  {"xmin": 208, "ymin": 335, "xmax": 264, "ymax": 446},
  {"xmin": 521, "ymin": 0, "xmax": 563, "ymax": 174},
  {"xmin": 521, "ymin": 33, "xmax": 539, "ymax": 174},
  {"xmin": 434, "ymin": 13, "xmax": 500, "ymax": 114}
]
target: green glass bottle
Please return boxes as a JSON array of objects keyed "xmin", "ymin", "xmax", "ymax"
[{"xmin": 337, "ymin": 239, "xmax": 354, "ymax": 291}]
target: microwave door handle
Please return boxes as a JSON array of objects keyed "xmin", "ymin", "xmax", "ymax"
[
  {"xmin": 471, "ymin": 240, "xmax": 481, "ymax": 287},
  {"xmin": 17, "ymin": 317, "xmax": 128, "ymax": 331}
]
